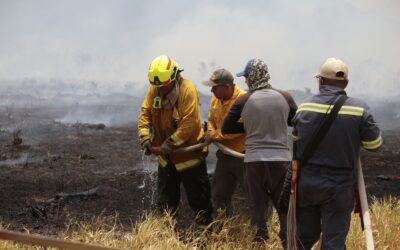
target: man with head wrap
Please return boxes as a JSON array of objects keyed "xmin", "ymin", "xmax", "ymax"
[{"xmin": 221, "ymin": 59, "xmax": 297, "ymax": 245}]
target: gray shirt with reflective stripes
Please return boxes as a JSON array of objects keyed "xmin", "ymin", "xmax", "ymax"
[{"xmin": 292, "ymin": 85, "xmax": 382, "ymax": 170}]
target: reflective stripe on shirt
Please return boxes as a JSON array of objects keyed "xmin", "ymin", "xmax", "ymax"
[{"xmin": 297, "ymin": 102, "xmax": 364, "ymax": 116}]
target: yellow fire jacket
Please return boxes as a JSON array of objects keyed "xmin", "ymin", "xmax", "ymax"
[
  {"xmin": 138, "ymin": 78, "xmax": 207, "ymax": 171},
  {"xmin": 207, "ymin": 84, "xmax": 246, "ymax": 153}
]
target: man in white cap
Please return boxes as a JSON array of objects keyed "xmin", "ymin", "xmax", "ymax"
[{"xmin": 292, "ymin": 57, "xmax": 382, "ymax": 249}]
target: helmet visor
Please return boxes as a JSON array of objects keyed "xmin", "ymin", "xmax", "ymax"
[
  {"xmin": 148, "ymin": 68, "xmax": 176, "ymax": 87},
  {"xmin": 149, "ymin": 76, "xmax": 171, "ymax": 87}
]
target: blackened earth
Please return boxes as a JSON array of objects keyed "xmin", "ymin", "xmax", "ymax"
[{"xmin": 0, "ymin": 109, "xmax": 398, "ymax": 236}]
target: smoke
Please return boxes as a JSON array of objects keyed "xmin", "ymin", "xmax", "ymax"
[
  {"xmin": 0, "ymin": 79, "xmax": 144, "ymax": 127},
  {"xmin": 0, "ymin": 0, "xmax": 399, "ymax": 98}
]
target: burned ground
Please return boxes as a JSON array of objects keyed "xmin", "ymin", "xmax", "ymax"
[{"xmin": 0, "ymin": 106, "xmax": 399, "ymax": 236}]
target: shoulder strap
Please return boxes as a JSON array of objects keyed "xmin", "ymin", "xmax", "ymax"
[{"xmin": 298, "ymin": 95, "xmax": 348, "ymax": 166}]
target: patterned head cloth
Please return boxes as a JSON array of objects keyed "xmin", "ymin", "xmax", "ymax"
[{"xmin": 237, "ymin": 59, "xmax": 271, "ymax": 91}]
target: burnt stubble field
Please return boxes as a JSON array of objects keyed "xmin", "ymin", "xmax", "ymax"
[{"xmin": 0, "ymin": 98, "xmax": 399, "ymax": 236}]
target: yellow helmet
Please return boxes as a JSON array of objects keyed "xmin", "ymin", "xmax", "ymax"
[{"xmin": 148, "ymin": 55, "xmax": 180, "ymax": 87}]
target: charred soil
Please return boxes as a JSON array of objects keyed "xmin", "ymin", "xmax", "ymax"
[{"xmin": 0, "ymin": 110, "xmax": 399, "ymax": 236}]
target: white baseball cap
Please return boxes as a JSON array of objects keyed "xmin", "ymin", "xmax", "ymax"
[{"xmin": 315, "ymin": 57, "xmax": 348, "ymax": 80}]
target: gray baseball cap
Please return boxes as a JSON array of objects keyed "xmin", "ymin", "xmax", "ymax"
[{"xmin": 202, "ymin": 68, "xmax": 234, "ymax": 87}]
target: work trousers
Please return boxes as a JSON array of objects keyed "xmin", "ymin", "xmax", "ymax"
[
  {"xmin": 157, "ymin": 160, "xmax": 213, "ymax": 225},
  {"xmin": 212, "ymin": 150, "xmax": 245, "ymax": 216},
  {"xmin": 296, "ymin": 166, "xmax": 355, "ymax": 250},
  {"xmin": 244, "ymin": 161, "xmax": 289, "ymax": 244}
]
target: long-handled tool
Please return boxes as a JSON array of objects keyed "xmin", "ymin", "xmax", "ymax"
[
  {"xmin": 287, "ymin": 160, "xmax": 299, "ymax": 250},
  {"xmin": 357, "ymin": 158, "xmax": 375, "ymax": 250}
]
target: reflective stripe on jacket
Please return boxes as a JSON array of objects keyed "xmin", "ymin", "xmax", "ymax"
[
  {"xmin": 138, "ymin": 78, "xmax": 207, "ymax": 171},
  {"xmin": 207, "ymin": 84, "xmax": 246, "ymax": 153},
  {"xmin": 292, "ymin": 85, "xmax": 382, "ymax": 169}
]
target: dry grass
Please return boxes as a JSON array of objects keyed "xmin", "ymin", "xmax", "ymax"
[
  {"xmin": 346, "ymin": 196, "xmax": 400, "ymax": 250},
  {"xmin": 0, "ymin": 197, "xmax": 399, "ymax": 249}
]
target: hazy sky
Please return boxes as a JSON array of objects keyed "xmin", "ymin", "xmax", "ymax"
[{"xmin": 0, "ymin": 0, "xmax": 399, "ymax": 97}]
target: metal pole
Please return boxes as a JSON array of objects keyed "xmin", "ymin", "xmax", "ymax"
[{"xmin": 357, "ymin": 158, "xmax": 375, "ymax": 250}]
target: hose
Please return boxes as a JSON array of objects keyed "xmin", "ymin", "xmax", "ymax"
[
  {"xmin": 151, "ymin": 141, "xmax": 245, "ymax": 159},
  {"xmin": 212, "ymin": 142, "xmax": 244, "ymax": 159}
]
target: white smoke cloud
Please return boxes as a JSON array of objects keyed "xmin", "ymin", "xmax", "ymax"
[{"xmin": 0, "ymin": 0, "xmax": 399, "ymax": 98}]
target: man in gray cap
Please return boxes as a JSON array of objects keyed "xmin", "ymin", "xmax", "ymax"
[
  {"xmin": 202, "ymin": 68, "xmax": 247, "ymax": 216},
  {"xmin": 221, "ymin": 59, "xmax": 297, "ymax": 245},
  {"xmin": 293, "ymin": 57, "xmax": 382, "ymax": 249}
]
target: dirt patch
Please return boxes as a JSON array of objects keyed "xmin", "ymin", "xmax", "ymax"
[{"xmin": 361, "ymin": 129, "xmax": 400, "ymax": 198}]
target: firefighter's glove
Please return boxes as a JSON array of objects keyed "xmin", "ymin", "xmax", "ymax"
[
  {"xmin": 160, "ymin": 139, "xmax": 174, "ymax": 156},
  {"xmin": 141, "ymin": 140, "xmax": 152, "ymax": 155}
]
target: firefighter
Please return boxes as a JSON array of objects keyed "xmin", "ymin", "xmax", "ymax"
[
  {"xmin": 201, "ymin": 68, "xmax": 246, "ymax": 216},
  {"xmin": 292, "ymin": 57, "xmax": 382, "ymax": 249},
  {"xmin": 138, "ymin": 55, "xmax": 213, "ymax": 225},
  {"xmin": 221, "ymin": 59, "xmax": 297, "ymax": 244}
]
